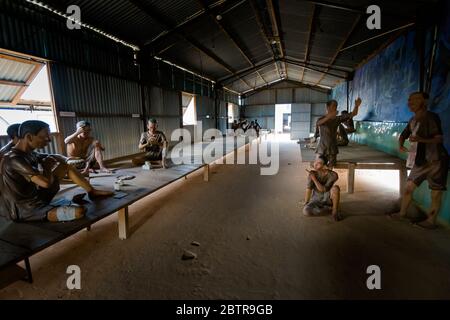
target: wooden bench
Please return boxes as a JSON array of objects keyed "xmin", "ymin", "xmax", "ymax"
[
  {"xmin": 0, "ymin": 136, "xmax": 251, "ymax": 288},
  {"xmin": 300, "ymin": 142, "xmax": 407, "ymax": 195}
]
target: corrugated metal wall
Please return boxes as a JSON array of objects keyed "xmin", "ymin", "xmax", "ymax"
[
  {"xmin": 243, "ymin": 84, "xmax": 329, "ymax": 106},
  {"xmin": 310, "ymin": 103, "xmax": 327, "ymax": 132},
  {"xmin": 244, "ymin": 90, "xmax": 276, "ymax": 106},
  {"xmin": 218, "ymin": 100, "xmax": 228, "ymax": 134},
  {"xmin": 291, "ymin": 103, "xmax": 312, "ymax": 140},
  {"xmin": 59, "ymin": 116, "xmax": 142, "ymax": 159},
  {"xmin": 144, "ymin": 85, "xmax": 181, "ymax": 146},
  {"xmin": 50, "ymin": 63, "xmax": 143, "ymax": 159},
  {"xmin": 243, "ymin": 105, "xmax": 275, "ymax": 129},
  {"xmin": 196, "ymin": 95, "xmax": 215, "ymax": 133},
  {"xmin": 242, "ymin": 84, "xmax": 329, "ymax": 133}
]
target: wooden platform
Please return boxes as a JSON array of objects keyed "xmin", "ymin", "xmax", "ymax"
[
  {"xmin": 0, "ymin": 135, "xmax": 258, "ymax": 288},
  {"xmin": 299, "ymin": 142, "xmax": 407, "ymax": 194}
]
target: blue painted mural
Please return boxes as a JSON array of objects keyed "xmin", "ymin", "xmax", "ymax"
[
  {"xmin": 348, "ymin": 31, "xmax": 420, "ymax": 122},
  {"xmin": 331, "ymin": 81, "xmax": 347, "ymax": 111},
  {"xmin": 333, "ymin": 24, "xmax": 450, "ymax": 152}
]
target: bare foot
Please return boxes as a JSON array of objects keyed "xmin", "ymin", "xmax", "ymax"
[
  {"xmin": 88, "ymin": 189, "xmax": 114, "ymax": 199},
  {"xmin": 100, "ymin": 167, "xmax": 113, "ymax": 173},
  {"xmin": 332, "ymin": 212, "xmax": 342, "ymax": 222}
]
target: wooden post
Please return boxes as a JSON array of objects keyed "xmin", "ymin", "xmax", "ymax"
[
  {"xmin": 203, "ymin": 164, "xmax": 210, "ymax": 182},
  {"xmin": 118, "ymin": 207, "xmax": 129, "ymax": 240},
  {"xmin": 55, "ymin": 132, "xmax": 65, "ymax": 155},
  {"xmin": 347, "ymin": 163, "xmax": 356, "ymax": 194},
  {"xmin": 24, "ymin": 258, "xmax": 33, "ymax": 283},
  {"xmin": 399, "ymin": 166, "xmax": 407, "ymax": 196}
]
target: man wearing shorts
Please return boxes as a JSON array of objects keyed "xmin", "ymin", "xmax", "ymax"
[
  {"xmin": 0, "ymin": 120, "xmax": 113, "ymax": 222},
  {"xmin": 392, "ymin": 92, "xmax": 449, "ymax": 229},
  {"xmin": 302, "ymin": 155, "xmax": 342, "ymax": 222},
  {"xmin": 65, "ymin": 121, "xmax": 111, "ymax": 174},
  {"xmin": 315, "ymin": 98, "xmax": 362, "ymax": 168}
]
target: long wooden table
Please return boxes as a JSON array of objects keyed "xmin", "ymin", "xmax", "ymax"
[{"xmin": 299, "ymin": 142, "xmax": 407, "ymax": 195}]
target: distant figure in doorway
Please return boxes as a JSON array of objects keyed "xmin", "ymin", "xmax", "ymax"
[
  {"xmin": 391, "ymin": 92, "xmax": 449, "ymax": 229},
  {"xmin": 65, "ymin": 121, "xmax": 112, "ymax": 175},
  {"xmin": 133, "ymin": 118, "xmax": 168, "ymax": 168},
  {"xmin": 254, "ymin": 119, "xmax": 261, "ymax": 137},
  {"xmin": 302, "ymin": 155, "xmax": 342, "ymax": 222},
  {"xmin": 315, "ymin": 98, "xmax": 362, "ymax": 168},
  {"xmin": 0, "ymin": 123, "xmax": 21, "ymax": 159}
]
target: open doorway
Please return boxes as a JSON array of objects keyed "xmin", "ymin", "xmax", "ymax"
[
  {"xmin": 0, "ymin": 50, "xmax": 56, "ymax": 135},
  {"xmin": 275, "ymin": 104, "xmax": 291, "ymax": 134}
]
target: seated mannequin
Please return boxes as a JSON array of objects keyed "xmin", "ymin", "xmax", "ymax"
[
  {"xmin": 0, "ymin": 120, "xmax": 113, "ymax": 222},
  {"xmin": 132, "ymin": 118, "xmax": 168, "ymax": 169}
]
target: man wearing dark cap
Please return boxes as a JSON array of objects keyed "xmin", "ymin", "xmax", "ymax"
[
  {"xmin": 391, "ymin": 92, "xmax": 449, "ymax": 229},
  {"xmin": 65, "ymin": 120, "xmax": 111, "ymax": 174},
  {"xmin": 0, "ymin": 123, "xmax": 21, "ymax": 160},
  {"xmin": 0, "ymin": 120, "xmax": 112, "ymax": 222},
  {"xmin": 133, "ymin": 118, "xmax": 168, "ymax": 168}
]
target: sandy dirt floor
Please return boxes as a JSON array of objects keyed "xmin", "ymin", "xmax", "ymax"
[{"xmin": 1, "ymin": 136, "xmax": 450, "ymax": 299}]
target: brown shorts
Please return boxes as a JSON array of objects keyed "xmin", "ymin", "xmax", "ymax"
[
  {"xmin": 67, "ymin": 145, "xmax": 97, "ymax": 170},
  {"xmin": 408, "ymin": 158, "xmax": 449, "ymax": 191}
]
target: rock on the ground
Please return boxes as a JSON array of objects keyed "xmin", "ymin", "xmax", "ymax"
[{"xmin": 182, "ymin": 250, "xmax": 197, "ymax": 260}]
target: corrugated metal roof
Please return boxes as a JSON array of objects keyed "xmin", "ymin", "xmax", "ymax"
[
  {"xmin": 0, "ymin": 58, "xmax": 35, "ymax": 82},
  {"xmin": 0, "ymin": 84, "xmax": 21, "ymax": 102},
  {"xmin": 15, "ymin": 0, "xmax": 439, "ymax": 94},
  {"xmin": 50, "ymin": 0, "xmax": 166, "ymax": 42},
  {"xmin": 147, "ymin": 0, "xmax": 203, "ymax": 26}
]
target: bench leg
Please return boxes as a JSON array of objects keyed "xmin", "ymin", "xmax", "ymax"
[
  {"xmin": 399, "ymin": 166, "xmax": 407, "ymax": 196},
  {"xmin": 24, "ymin": 258, "xmax": 33, "ymax": 283},
  {"xmin": 203, "ymin": 164, "xmax": 209, "ymax": 182},
  {"xmin": 347, "ymin": 163, "xmax": 356, "ymax": 194},
  {"xmin": 118, "ymin": 207, "xmax": 129, "ymax": 240}
]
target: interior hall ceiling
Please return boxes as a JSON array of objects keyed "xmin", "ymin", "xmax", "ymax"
[{"xmin": 34, "ymin": 0, "xmax": 437, "ymax": 95}]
